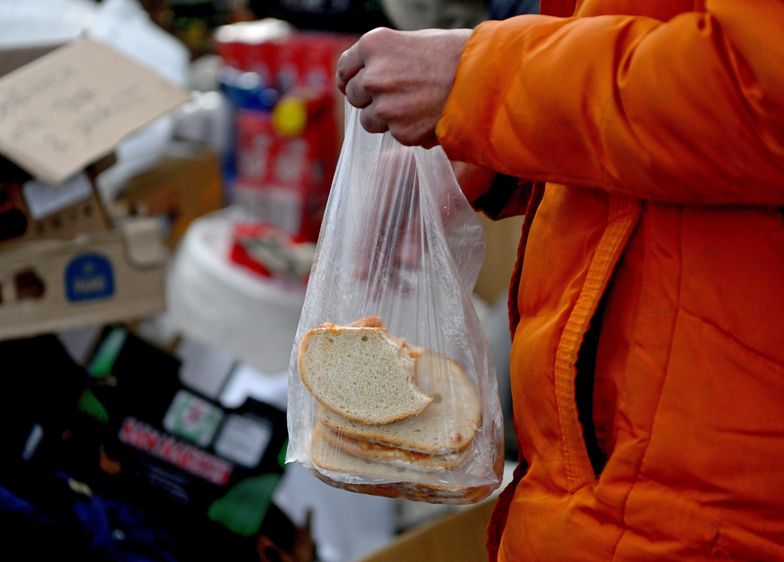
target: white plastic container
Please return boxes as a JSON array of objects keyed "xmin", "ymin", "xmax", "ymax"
[{"xmin": 166, "ymin": 211, "xmax": 306, "ymax": 374}]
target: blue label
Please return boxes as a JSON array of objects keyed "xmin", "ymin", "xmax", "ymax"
[{"xmin": 65, "ymin": 253, "xmax": 115, "ymax": 302}]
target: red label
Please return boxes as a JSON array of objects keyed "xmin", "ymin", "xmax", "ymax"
[{"xmin": 119, "ymin": 417, "xmax": 233, "ymax": 486}]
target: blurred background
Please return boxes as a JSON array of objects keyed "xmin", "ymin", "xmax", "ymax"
[{"xmin": 0, "ymin": 0, "xmax": 536, "ymax": 560}]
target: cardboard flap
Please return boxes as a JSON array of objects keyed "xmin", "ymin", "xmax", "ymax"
[
  {"xmin": 0, "ymin": 38, "xmax": 188, "ymax": 185},
  {"xmin": 360, "ymin": 501, "xmax": 495, "ymax": 562}
]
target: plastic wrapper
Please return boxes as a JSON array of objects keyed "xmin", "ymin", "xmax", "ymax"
[{"xmin": 287, "ymin": 106, "xmax": 504, "ymax": 504}]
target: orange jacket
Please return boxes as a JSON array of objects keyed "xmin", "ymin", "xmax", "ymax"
[{"xmin": 437, "ymin": 1, "xmax": 784, "ymax": 560}]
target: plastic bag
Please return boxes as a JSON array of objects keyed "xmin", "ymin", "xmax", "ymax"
[{"xmin": 286, "ymin": 106, "xmax": 504, "ymax": 504}]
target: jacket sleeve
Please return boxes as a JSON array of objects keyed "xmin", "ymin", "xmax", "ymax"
[{"xmin": 436, "ymin": 2, "xmax": 784, "ymax": 206}]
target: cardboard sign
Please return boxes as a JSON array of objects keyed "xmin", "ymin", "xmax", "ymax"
[{"xmin": 0, "ymin": 38, "xmax": 187, "ymax": 185}]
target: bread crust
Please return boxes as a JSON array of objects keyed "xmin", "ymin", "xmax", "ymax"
[
  {"xmin": 319, "ymin": 423, "xmax": 468, "ymax": 471},
  {"xmin": 309, "ymin": 424, "xmax": 497, "ymax": 504}
]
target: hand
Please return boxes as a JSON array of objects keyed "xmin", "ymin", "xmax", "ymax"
[{"xmin": 336, "ymin": 27, "xmax": 472, "ymax": 148}]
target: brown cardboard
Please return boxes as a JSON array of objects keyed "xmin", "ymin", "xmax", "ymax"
[
  {"xmin": 0, "ymin": 217, "xmax": 166, "ymax": 340},
  {"xmin": 116, "ymin": 143, "xmax": 224, "ymax": 247},
  {"xmin": 474, "ymin": 214, "xmax": 524, "ymax": 305},
  {"xmin": 359, "ymin": 500, "xmax": 495, "ymax": 562},
  {"xmin": 0, "ymin": 38, "xmax": 188, "ymax": 186}
]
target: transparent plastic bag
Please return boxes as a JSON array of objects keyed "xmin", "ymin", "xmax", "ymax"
[{"xmin": 286, "ymin": 106, "xmax": 504, "ymax": 504}]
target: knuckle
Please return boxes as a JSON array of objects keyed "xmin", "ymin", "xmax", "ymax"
[
  {"xmin": 362, "ymin": 27, "xmax": 393, "ymax": 51},
  {"xmin": 360, "ymin": 72, "xmax": 378, "ymax": 94}
]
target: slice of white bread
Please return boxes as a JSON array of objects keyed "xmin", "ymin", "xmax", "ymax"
[
  {"xmin": 309, "ymin": 424, "xmax": 494, "ymax": 503},
  {"xmin": 319, "ymin": 423, "xmax": 467, "ymax": 471},
  {"xmin": 318, "ymin": 351, "xmax": 480, "ymax": 453},
  {"xmin": 298, "ymin": 324, "xmax": 432, "ymax": 424}
]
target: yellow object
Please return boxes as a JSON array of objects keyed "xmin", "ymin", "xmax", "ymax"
[{"xmin": 273, "ymin": 98, "xmax": 307, "ymax": 137}]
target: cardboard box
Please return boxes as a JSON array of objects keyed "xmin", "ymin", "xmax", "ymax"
[
  {"xmin": 359, "ymin": 500, "xmax": 495, "ymax": 562},
  {"xmin": 0, "ymin": 154, "xmax": 114, "ymax": 247},
  {"xmin": 0, "ymin": 37, "xmax": 188, "ymax": 245},
  {"xmin": 0, "ymin": 38, "xmax": 188, "ymax": 186},
  {"xmin": 0, "ymin": 37, "xmax": 188, "ymax": 338},
  {"xmin": 0, "ymin": 218, "xmax": 166, "ymax": 340},
  {"xmin": 116, "ymin": 143, "xmax": 224, "ymax": 248}
]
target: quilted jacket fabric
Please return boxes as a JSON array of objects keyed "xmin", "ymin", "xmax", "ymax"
[{"xmin": 437, "ymin": 1, "xmax": 784, "ymax": 560}]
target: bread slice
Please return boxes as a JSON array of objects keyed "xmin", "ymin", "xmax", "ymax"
[
  {"xmin": 319, "ymin": 351, "xmax": 480, "ymax": 453},
  {"xmin": 319, "ymin": 423, "xmax": 467, "ymax": 472},
  {"xmin": 298, "ymin": 325, "xmax": 432, "ymax": 424},
  {"xmin": 309, "ymin": 424, "xmax": 493, "ymax": 503}
]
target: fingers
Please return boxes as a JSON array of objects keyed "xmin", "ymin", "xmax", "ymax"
[
  {"xmin": 345, "ymin": 68, "xmax": 372, "ymax": 108},
  {"xmin": 360, "ymin": 107, "xmax": 389, "ymax": 134},
  {"xmin": 336, "ymin": 42, "xmax": 364, "ymax": 95},
  {"xmin": 341, "ymin": 54, "xmax": 385, "ymax": 134}
]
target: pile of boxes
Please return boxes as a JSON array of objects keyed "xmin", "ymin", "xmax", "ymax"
[{"xmin": 0, "ymin": 38, "xmax": 186, "ymax": 340}]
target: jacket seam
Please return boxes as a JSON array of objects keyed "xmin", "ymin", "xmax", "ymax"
[
  {"xmin": 609, "ymin": 207, "xmax": 683, "ymax": 561},
  {"xmin": 678, "ymin": 306, "xmax": 784, "ymax": 368}
]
